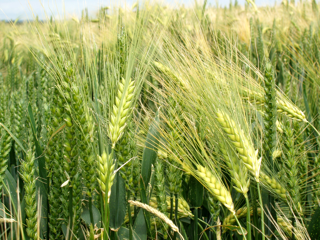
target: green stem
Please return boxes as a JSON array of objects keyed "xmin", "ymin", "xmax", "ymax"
[
  {"xmin": 250, "ymin": 185, "xmax": 258, "ymax": 239},
  {"xmin": 89, "ymin": 196, "xmax": 94, "ymax": 225},
  {"xmin": 292, "ymin": 216, "xmax": 296, "ymax": 240},
  {"xmin": 233, "ymin": 213, "xmax": 247, "ymax": 240},
  {"xmin": 257, "ymin": 182, "xmax": 265, "ymax": 240},
  {"xmin": 194, "ymin": 208, "xmax": 198, "ymax": 240},
  {"xmin": 103, "ymin": 149, "xmax": 113, "ymax": 240},
  {"xmin": 175, "ymin": 193, "xmax": 179, "ymax": 239},
  {"xmin": 68, "ymin": 186, "xmax": 73, "ymax": 240},
  {"xmin": 245, "ymin": 196, "xmax": 251, "ymax": 240},
  {"xmin": 128, "ymin": 191, "xmax": 133, "ymax": 240},
  {"xmin": 170, "ymin": 193, "xmax": 174, "ymax": 220}
]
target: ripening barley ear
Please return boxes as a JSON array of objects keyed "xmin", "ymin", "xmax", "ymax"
[
  {"xmin": 97, "ymin": 151, "xmax": 115, "ymax": 204},
  {"xmin": 195, "ymin": 165, "xmax": 234, "ymax": 213},
  {"xmin": 215, "ymin": 109, "xmax": 261, "ymax": 182},
  {"xmin": 242, "ymin": 88, "xmax": 307, "ymax": 122},
  {"xmin": 108, "ymin": 77, "xmax": 135, "ymax": 148},
  {"xmin": 218, "ymin": 140, "xmax": 250, "ymax": 197},
  {"xmin": 259, "ymin": 172, "xmax": 287, "ymax": 200}
]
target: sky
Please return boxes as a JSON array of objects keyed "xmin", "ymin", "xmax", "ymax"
[{"xmin": 0, "ymin": 0, "xmax": 279, "ymax": 20}]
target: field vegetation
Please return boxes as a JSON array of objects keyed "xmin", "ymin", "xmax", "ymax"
[{"xmin": 1, "ymin": 0, "xmax": 320, "ymax": 239}]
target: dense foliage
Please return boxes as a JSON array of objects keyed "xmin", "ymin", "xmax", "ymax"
[{"xmin": 0, "ymin": 1, "xmax": 320, "ymax": 239}]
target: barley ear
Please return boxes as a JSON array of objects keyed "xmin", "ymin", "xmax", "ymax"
[
  {"xmin": 108, "ymin": 78, "xmax": 135, "ymax": 148},
  {"xmin": 196, "ymin": 165, "xmax": 234, "ymax": 213},
  {"xmin": 215, "ymin": 109, "xmax": 261, "ymax": 181},
  {"xmin": 97, "ymin": 151, "xmax": 115, "ymax": 203}
]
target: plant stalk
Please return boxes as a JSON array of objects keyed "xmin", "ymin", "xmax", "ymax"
[
  {"xmin": 257, "ymin": 182, "xmax": 265, "ymax": 240},
  {"xmin": 245, "ymin": 195, "xmax": 251, "ymax": 240}
]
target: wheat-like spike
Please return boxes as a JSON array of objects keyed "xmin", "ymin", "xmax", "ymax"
[
  {"xmin": 196, "ymin": 164, "xmax": 234, "ymax": 213},
  {"xmin": 97, "ymin": 151, "xmax": 115, "ymax": 203},
  {"xmin": 219, "ymin": 140, "xmax": 250, "ymax": 196},
  {"xmin": 215, "ymin": 109, "xmax": 261, "ymax": 182},
  {"xmin": 108, "ymin": 78, "xmax": 135, "ymax": 148},
  {"xmin": 128, "ymin": 200, "xmax": 184, "ymax": 239},
  {"xmin": 260, "ymin": 172, "xmax": 287, "ymax": 200}
]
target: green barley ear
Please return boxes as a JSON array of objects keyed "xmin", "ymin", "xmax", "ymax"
[
  {"xmin": 0, "ymin": 74, "xmax": 8, "ymax": 124},
  {"xmin": 20, "ymin": 138, "xmax": 38, "ymax": 240},
  {"xmin": 215, "ymin": 109, "xmax": 261, "ymax": 182},
  {"xmin": 97, "ymin": 151, "xmax": 115, "ymax": 203},
  {"xmin": 0, "ymin": 125, "xmax": 12, "ymax": 196},
  {"xmin": 283, "ymin": 120, "xmax": 301, "ymax": 213},
  {"xmin": 109, "ymin": 77, "xmax": 135, "ymax": 148}
]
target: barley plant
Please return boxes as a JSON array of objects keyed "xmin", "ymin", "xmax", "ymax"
[{"xmin": 1, "ymin": 1, "xmax": 320, "ymax": 240}]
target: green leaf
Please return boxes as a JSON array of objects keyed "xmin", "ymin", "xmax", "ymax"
[
  {"xmin": 109, "ymin": 172, "xmax": 126, "ymax": 231},
  {"xmin": 141, "ymin": 110, "xmax": 160, "ymax": 186},
  {"xmin": 308, "ymin": 206, "xmax": 320, "ymax": 239},
  {"xmin": 133, "ymin": 210, "xmax": 147, "ymax": 240},
  {"xmin": 189, "ymin": 176, "xmax": 204, "ymax": 208},
  {"xmin": 3, "ymin": 170, "xmax": 18, "ymax": 215},
  {"xmin": 81, "ymin": 203, "xmax": 101, "ymax": 228},
  {"xmin": 139, "ymin": 177, "xmax": 151, "ymax": 236}
]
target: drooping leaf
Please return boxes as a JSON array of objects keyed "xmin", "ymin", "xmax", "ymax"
[{"xmin": 3, "ymin": 170, "xmax": 17, "ymax": 215}]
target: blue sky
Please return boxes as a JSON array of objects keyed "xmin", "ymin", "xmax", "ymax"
[{"xmin": 0, "ymin": 0, "xmax": 278, "ymax": 20}]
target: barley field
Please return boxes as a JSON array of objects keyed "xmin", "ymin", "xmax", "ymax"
[{"xmin": 0, "ymin": 0, "xmax": 320, "ymax": 239}]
